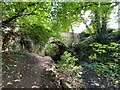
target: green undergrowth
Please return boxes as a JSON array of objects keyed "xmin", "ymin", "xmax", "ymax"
[
  {"xmin": 82, "ymin": 62, "xmax": 120, "ymax": 86},
  {"xmin": 2, "ymin": 51, "xmax": 31, "ymax": 61},
  {"xmin": 53, "ymin": 51, "xmax": 120, "ymax": 88},
  {"xmin": 53, "ymin": 51, "xmax": 84, "ymax": 88},
  {"xmin": 89, "ymin": 42, "xmax": 120, "ymax": 63}
]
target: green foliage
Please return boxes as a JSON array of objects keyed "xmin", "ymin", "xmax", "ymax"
[
  {"xmin": 2, "ymin": 2, "xmax": 116, "ymax": 52},
  {"xmin": 82, "ymin": 63, "xmax": 120, "ymax": 86},
  {"xmin": 2, "ymin": 2, "xmax": 53, "ymax": 51},
  {"xmin": 44, "ymin": 43, "xmax": 59, "ymax": 56},
  {"xmin": 82, "ymin": 63, "xmax": 120, "ymax": 76},
  {"xmin": 2, "ymin": 51, "xmax": 30, "ymax": 62},
  {"xmin": 54, "ymin": 51, "xmax": 84, "ymax": 88},
  {"xmin": 2, "ymin": 2, "xmax": 119, "ymax": 88},
  {"xmin": 58, "ymin": 51, "xmax": 78, "ymax": 71},
  {"xmin": 89, "ymin": 42, "xmax": 120, "ymax": 63}
]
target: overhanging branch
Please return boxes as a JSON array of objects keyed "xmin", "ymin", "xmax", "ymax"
[{"xmin": 2, "ymin": 8, "xmax": 37, "ymax": 27}]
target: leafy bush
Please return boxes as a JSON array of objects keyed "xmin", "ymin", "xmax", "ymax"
[
  {"xmin": 44, "ymin": 43, "xmax": 59, "ymax": 56},
  {"xmin": 89, "ymin": 42, "xmax": 120, "ymax": 63},
  {"xmin": 56, "ymin": 51, "xmax": 84, "ymax": 77},
  {"xmin": 58, "ymin": 51, "xmax": 78, "ymax": 71},
  {"xmin": 53, "ymin": 51, "xmax": 84, "ymax": 88}
]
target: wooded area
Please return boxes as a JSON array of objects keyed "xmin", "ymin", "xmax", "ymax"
[{"xmin": 1, "ymin": 2, "xmax": 120, "ymax": 89}]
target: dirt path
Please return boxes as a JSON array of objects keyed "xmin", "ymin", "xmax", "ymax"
[
  {"xmin": 2, "ymin": 52, "xmax": 61, "ymax": 88},
  {"xmin": 2, "ymin": 52, "xmax": 119, "ymax": 89}
]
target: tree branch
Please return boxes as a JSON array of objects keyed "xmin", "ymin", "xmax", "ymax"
[{"xmin": 2, "ymin": 7, "xmax": 37, "ymax": 27}]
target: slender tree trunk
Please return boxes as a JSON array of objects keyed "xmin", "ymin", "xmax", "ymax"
[{"xmin": 70, "ymin": 25, "xmax": 75, "ymax": 48}]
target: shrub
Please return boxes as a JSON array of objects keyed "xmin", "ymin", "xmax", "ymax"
[
  {"xmin": 44, "ymin": 43, "xmax": 59, "ymax": 56},
  {"xmin": 89, "ymin": 42, "xmax": 120, "ymax": 63},
  {"xmin": 58, "ymin": 51, "xmax": 78, "ymax": 71}
]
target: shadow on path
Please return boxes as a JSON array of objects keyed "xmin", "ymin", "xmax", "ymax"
[{"xmin": 2, "ymin": 52, "xmax": 61, "ymax": 88}]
